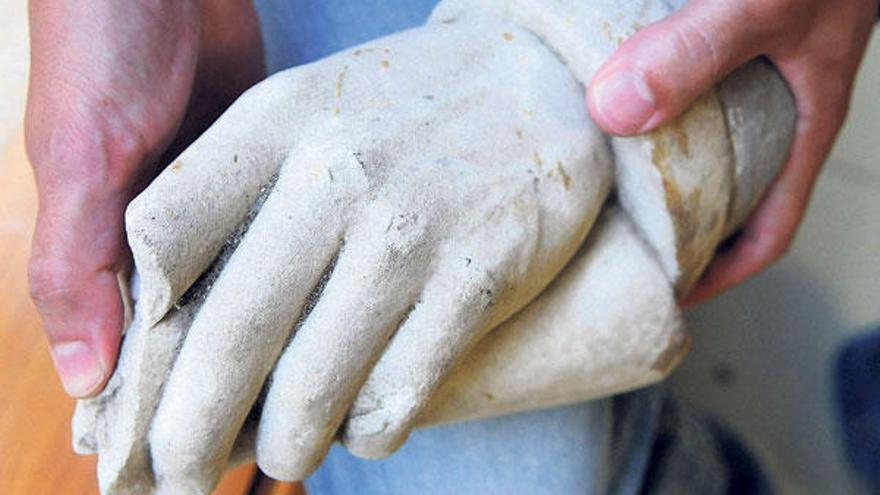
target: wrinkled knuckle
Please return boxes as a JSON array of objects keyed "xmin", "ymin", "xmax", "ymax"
[
  {"xmin": 669, "ymin": 20, "xmax": 724, "ymax": 80},
  {"xmin": 27, "ymin": 257, "xmax": 76, "ymax": 308}
]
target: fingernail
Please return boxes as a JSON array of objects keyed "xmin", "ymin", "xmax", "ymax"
[
  {"xmin": 51, "ymin": 341, "xmax": 104, "ymax": 397},
  {"xmin": 591, "ymin": 69, "xmax": 656, "ymax": 134}
]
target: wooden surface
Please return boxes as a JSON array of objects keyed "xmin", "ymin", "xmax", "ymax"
[{"xmin": 0, "ymin": 130, "xmax": 302, "ymax": 494}]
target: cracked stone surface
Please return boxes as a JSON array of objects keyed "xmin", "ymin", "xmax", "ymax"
[{"xmin": 71, "ymin": 1, "xmax": 795, "ymax": 493}]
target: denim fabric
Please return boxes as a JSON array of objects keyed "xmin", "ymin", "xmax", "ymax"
[
  {"xmin": 307, "ymin": 390, "xmax": 663, "ymax": 495},
  {"xmin": 303, "ymin": 388, "xmax": 750, "ymax": 495},
  {"xmin": 249, "ymin": 2, "xmax": 763, "ymax": 493},
  {"xmin": 836, "ymin": 327, "xmax": 880, "ymax": 487},
  {"xmin": 254, "ymin": 0, "xmax": 439, "ymax": 71}
]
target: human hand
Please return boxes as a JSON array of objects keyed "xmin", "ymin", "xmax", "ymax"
[
  {"xmin": 586, "ymin": 0, "xmax": 877, "ymax": 304},
  {"xmin": 25, "ymin": 0, "xmax": 263, "ymax": 397}
]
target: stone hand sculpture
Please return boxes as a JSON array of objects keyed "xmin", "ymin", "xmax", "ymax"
[{"xmin": 71, "ymin": 1, "xmax": 796, "ymax": 494}]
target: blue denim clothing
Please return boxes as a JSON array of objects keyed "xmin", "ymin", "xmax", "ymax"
[
  {"xmin": 255, "ymin": 0, "xmax": 440, "ymax": 71},
  {"xmin": 250, "ymin": 1, "xmax": 767, "ymax": 493},
  {"xmin": 302, "ymin": 387, "xmax": 756, "ymax": 495},
  {"xmin": 836, "ymin": 326, "xmax": 880, "ymax": 487},
  {"xmin": 309, "ymin": 391, "xmax": 664, "ymax": 495}
]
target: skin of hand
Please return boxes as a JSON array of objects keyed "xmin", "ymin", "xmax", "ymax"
[
  {"xmin": 586, "ymin": 0, "xmax": 877, "ymax": 305},
  {"xmin": 25, "ymin": 0, "xmax": 264, "ymax": 398}
]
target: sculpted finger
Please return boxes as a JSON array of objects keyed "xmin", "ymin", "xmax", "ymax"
[
  {"xmin": 256, "ymin": 203, "xmax": 430, "ymax": 481},
  {"xmin": 417, "ymin": 208, "xmax": 684, "ymax": 426},
  {"xmin": 342, "ymin": 243, "xmax": 515, "ymax": 460},
  {"xmin": 127, "ymin": 69, "xmax": 320, "ymax": 324},
  {"xmin": 588, "ymin": 0, "xmax": 768, "ymax": 135},
  {"xmin": 73, "ymin": 277, "xmax": 199, "ymax": 493},
  {"xmin": 148, "ymin": 152, "xmax": 354, "ymax": 494}
]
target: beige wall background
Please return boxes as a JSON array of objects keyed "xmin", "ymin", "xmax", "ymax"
[
  {"xmin": 0, "ymin": 0, "xmax": 29, "ymax": 151},
  {"xmin": 1, "ymin": 3, "xmax": 878, "ymax": 494}
]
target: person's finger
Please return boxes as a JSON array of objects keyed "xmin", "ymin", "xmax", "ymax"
[
  {"xmin": 148, "ymin": 150, "xmax": 350, "ymax": 494},
  {"xmin": 256, "ymin": 205, "xmax": 430, "ymax": 481},
  {"xmin": 587, "ymin": 0, "xmax": 770, "ymax": 136},
  {"xmin": 28, "ymin": 192, "xmax": 129, "ymax": 398},
  {"xmin": 683, "ymin": 53, "xmax": 856, "ymax": 306},
  {"xmin": 24, "ymin": 0, "xmax": 202, "ymax": 398}
]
